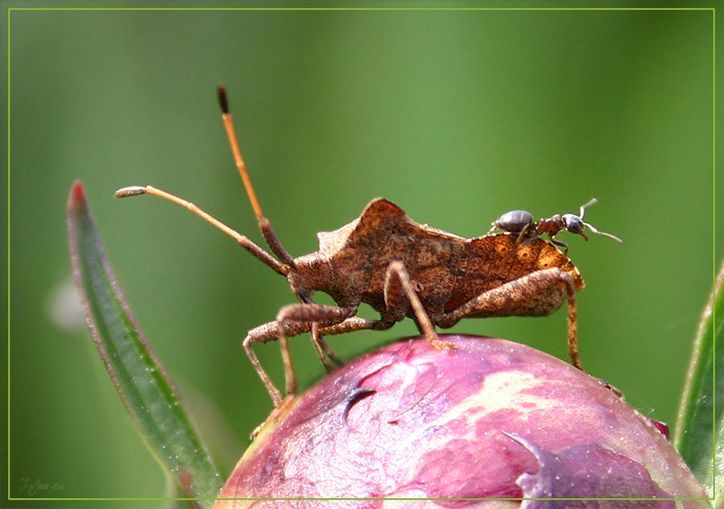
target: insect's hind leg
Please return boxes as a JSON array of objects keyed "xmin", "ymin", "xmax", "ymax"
[
  {"xmin": 565, "ymin": 292, "xmax": 579, "ymax": 370},
  {"xmin": 437, "ymin": 267, "xmax": 582, "ymax": 370},
  {"xmin": 383, "ymin": 261, "xmax": 453, "ymax": 350}
]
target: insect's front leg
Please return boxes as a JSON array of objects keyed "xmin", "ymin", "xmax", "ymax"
[
  {"xmin": 438, "ymin": 268, "xmax": 581, "ymax": 370},
  {"xmin": 244, "ymin": 320, "xmax": 309, "ymax": 408},
  {"xmin": 243, "ymin": 304, "xmax": 358, "ymax": 407},
  {"xmin": 245, "ymin": 315, "xmax": 380, "ymax": 439},
  {"xmin": 275, "ymin": 304, "xmax": 358, "ymax": 394}
]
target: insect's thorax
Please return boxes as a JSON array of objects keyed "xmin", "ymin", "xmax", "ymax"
[
  {"xmin": 534, "ymin": 214, "xmax": 564, "ymax": 237},
  {"xmin": 292, "ymin": 238, "xmax": 455, "ymax": 313}
]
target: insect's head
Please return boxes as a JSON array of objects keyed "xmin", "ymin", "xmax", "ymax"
[{"xmin": 562, "ymin": 198, "xmax": 623, "ymax": 243}]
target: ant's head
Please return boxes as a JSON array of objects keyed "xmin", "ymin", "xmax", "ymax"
[
  {"xmin": 561, "ymin": 213, "xmax": 587, "ymax": 239},
  {"xmin": 562, "ymin": 198, "xmax": 623, "ymax": 243}
]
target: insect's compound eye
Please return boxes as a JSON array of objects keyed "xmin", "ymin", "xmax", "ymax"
[
  {"xmin": 495, "ymin": 210, "xmax": 533, "ymax": 233},
  {"xmin": 562, "ymin": 214, "xmax": 584, "ymax": 234}
]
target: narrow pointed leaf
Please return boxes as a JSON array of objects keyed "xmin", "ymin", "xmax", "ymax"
[
  {"xmin": 67, "ymin": 181, "xmax": 222, "ymax": 507},
  {"xmin": 674, "ymin": 261, "xmax": 723, "ymax": 504}
]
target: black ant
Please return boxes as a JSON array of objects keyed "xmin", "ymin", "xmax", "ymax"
[{"xmin": 488, "ymin": 198, "xmax": 623, "ymax": 251}]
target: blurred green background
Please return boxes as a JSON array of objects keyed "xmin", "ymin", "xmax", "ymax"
[{"xmin": 4, "ymin": 2, "xmax": 721, "ymax": 507}]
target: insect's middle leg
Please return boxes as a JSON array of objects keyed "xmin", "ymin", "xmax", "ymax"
[
  {"xmin": 438, "ymin": 267, "xmax": 582, "ymax": 370},
  {"xmin": 383, "ymin": 261, "xmax": 453, "ymax": 349},
  {"xmin": 310, "ymin": 322, "xmax": 343, "ymax": 371},
  {"xmin": 244, "ymin": 310, "xmax": 375, "ymax": 407}
]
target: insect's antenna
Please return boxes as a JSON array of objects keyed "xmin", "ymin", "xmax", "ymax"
[
  {"xmin": 217, "ymin": 85, "xmax": 296, "ymax": 267},
  {"xmin": 578, "ymin": 198, "xmax": 598, "ymax": 219},
  {"xmin": 582, "ymin": 221, "xmax": 623, "ymax": 243},
  {"xmin": 115, "ymin": 185, "xmax": 289, "ymax": 276}
]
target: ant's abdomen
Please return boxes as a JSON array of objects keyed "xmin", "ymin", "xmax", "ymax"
[{"xmin": 493, "ymin": 210, "xmax": 533, "ymax": 234}]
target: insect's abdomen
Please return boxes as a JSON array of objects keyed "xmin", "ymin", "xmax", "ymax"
[
  {"xmin": 494, "ymin": 210, "xmax": 533, "ymax": 234},
  {"xmin": 444, "ymin": 234, "xmax": 584, "ymax": 314}
]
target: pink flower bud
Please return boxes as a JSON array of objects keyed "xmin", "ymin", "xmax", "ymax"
[{"xmin": 215, "ymin": 335, "xmax": 708, "ymax": 508}]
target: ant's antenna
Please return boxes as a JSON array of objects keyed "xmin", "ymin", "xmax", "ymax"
[
  {"xmin": 217, "ymin": 85, "xmax": 295, "ymax": 267},
  {"xmin": 583, "ymin": 222, "xmax": 623, "ymax": 243},
  {"xmin": 578, "ymin": 198, "xmax": 598, "ymax": 219},
  {"xmin": 578, "ymin": 198, "xmax": 623, "ymax": 243}
]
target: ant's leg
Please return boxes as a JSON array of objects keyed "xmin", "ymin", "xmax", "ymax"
[
  {"xmin": 383, "ymin": 261, "xmax": 453, "ymax": 350},
  {"xmin": 547, "ymin": 235, "xmax": 569, "ymax": 253},
  {"xmin": 437, "ymin": 268, "xmax": 582, "ymax": 370},
  {"xmin": 515, "ymin": 223, "xmax": 532, "ymax": 245}
]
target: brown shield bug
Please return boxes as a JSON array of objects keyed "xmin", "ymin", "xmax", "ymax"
[{"xmin": 115, "ymin": 86, "xmax": 619, "ymax": 408}]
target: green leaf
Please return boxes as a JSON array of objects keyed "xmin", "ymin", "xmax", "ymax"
[
  {"xmin": 67, "ymin": 182, "xmax": 223, "ymax": 507},
  {"xmin": 674, "ymin": 261, "xmax": 723, "ymax": 505}
]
